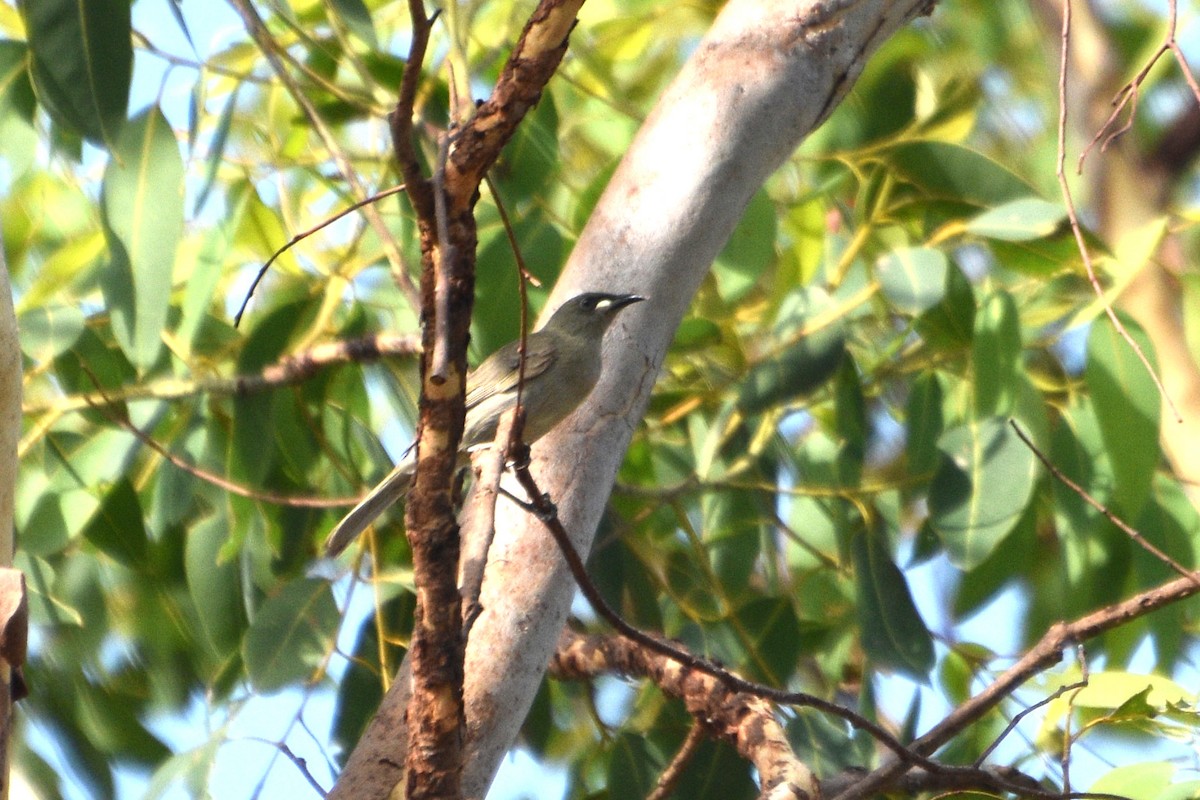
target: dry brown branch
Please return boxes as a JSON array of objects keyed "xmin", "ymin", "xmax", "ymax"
[
  {"xmin": 1012, "ymin": 421, "xmax": 1199, "ymax": 584},
  {"xmin": 646, "ymin": 720, "xmax": 708, "ymax": 800},
  {"xmin": 23, "ymin": 334, "xmax": 420, "ymax": 417},
  {"xmin": 552, "ymin": 631, "xmax": 819, "ymax": 800},
  {"xmin": 1054, "ymin": 0, "xmax": 1180, "ymax": 423},
  {"xmin": 833, "ymin": 571, "xmax": 1200, "ymax": 800}
]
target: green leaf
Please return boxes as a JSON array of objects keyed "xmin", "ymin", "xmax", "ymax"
[
  {"xmin": 492, "ymin": 93, "xmax": 559, "ymax": 202},
  {"xmin": 81, "ymin": 478, "xmax": 149, "ymax": 567},
  {"xmin": 886, "ymin": 140, "xmax": 1034, "ymax": 206},
  {"xmin": 101, "ymin": 106, "xmax": 184, "ymax": 370},
  {"xmin": 966, "ymin": 197, "xmax": 1065, "ymax": 241},
  {"xmin": 738, "ymin": 289, "xmax": 845, "ymax": 415},
  {"xmin": 19, "ymin": 0, "xmax": 131, "ymax": 147},
  {"xmin": 833, "ymin": 357, "xmax": 866, "ymax": 487},
  {"xmin": 971, "ymin": 290, "xmax": 1021, "ymax": 417},
  {"xmin": 144, "ymin": 736, "xmax": 223, "ymax": 800},
  {"xmin": 714, "ymin": 190, "xmax": 777, "ymax": 302},
  {"xmin": 734, "ymin": 597, "xmax": 803, "ymax": 684},
  {"xmin": 876, "ymin": 246, "xmax": 948, "ymax": 314},
  {"xmin": 669, "ymin": 739, "xmax": 755, "ymax": 800},
  {"xmin": 328, "ymin": 0, "xmax": 377, "ymax": 48},
  {"xmin": 914, "ymin": 261, "xmax": 975, "ymax": 350},
  {"xmin": 243, "ymin": 578, "xmax": 339, "ymax": 693},
  {"xmin": 0, "ymin": 40, "xmax": 36, "ymax": 120},
  {"xmin": 1090, "ymin": 763, "xmax": 1175, "ymax": 800},
  {"xmin": 1085, "ymin": 315, "xmax": 1160, "ymax": 517},
  {"xmin": 929, "ymin": 417, "xmax": 1039, "ymax": 569},
  {"xmin": 905, "ymin": 372, "xmax": 943, "ymax": 476},
  {"xmin": 607, "ymin": 732, "xmax": 660, "ymax": 798},
  {"xmin": 787, "ymin": 708, "xmax": 861, "ymax": 778},
  {"xmin": 701, "ymin": 488, "xmax": 764, "ymax": 592},
  {"xmin": 853, "ymin": 522, "xmax": 935, "ymax": 679},
  {"xmin": 664, "ymin": 549, "xmax": 723, "ymax": 621},
  {"xmin": 186, "ymin": 513, "xmax": 247, "ymax": 656},
  {"xmin": 17, "ymin": 304, "xmax": 85, "ymax": 363}
]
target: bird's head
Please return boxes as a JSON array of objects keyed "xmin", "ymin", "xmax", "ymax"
[{"xmin": 545, "ymin": 292, "xmax": 644, "ymax": 336}]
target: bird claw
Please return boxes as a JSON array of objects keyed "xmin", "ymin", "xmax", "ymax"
[{"xmin": 532, "ymin": 493, "xmax": 557, "ymax": 522}]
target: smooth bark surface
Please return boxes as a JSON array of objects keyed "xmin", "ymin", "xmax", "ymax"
[{"xmin": 462, "ymin": 0, "xmax": 933, "ymax": 795}]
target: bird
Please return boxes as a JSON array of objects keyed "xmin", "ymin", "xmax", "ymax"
[{"xmin": 323, "ymin": 291, "xmax": 645, "ymax": 556}]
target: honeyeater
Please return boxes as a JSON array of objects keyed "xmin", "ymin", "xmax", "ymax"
[{"xmin": 323, "ymin": 291, "xmax": 644, "ymax": 556}]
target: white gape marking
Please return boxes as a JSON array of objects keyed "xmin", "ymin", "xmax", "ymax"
[{"xmin": 594, "ymin": 298, "xmax": 613, "ymax": 311}]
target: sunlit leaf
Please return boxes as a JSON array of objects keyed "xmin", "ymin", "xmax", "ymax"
[
  {"xmin": 966, "ymin": 197, "xmax": 1065, "ymax": 241},
  {"xmin": 886, "ymin": 140, "xmax": 1033, "ymax": 206},
  {"xmin": 1085, "ymin": 315, "xmax": 1159, "ymax": 518},
  {"xmin": 18, "ymin": 304, "xmax": 85, "ymax": 363},
  {"xmin": 929, "ymin": 417, "xmax": 1039, "ymax": 569},
  {"xmin": 243, "ymin": 578, "xmax": 339, "ymax": 693},
  {"xmin": 972, "ymin": 290, "xmax": 1021, "ymax": 417},
  {"xmin": 876, "ymin": 246, "xmax": 947, "ymax": 314},
  {"xmin": 101, "ymin": 106, "xmax": 184, "ymax": 370}
]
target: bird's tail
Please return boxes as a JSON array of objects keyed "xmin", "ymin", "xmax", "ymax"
[{"xmin": 323, "ymin": 460, "xmax": 415, "ymax": 557}]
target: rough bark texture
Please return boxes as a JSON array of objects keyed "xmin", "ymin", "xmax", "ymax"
[
  {"xmin": 552, "ymin": 632, "xmax": 820, "ymax": 800},
  {"xmin": 329, "ymin": 2, "xmax": 587, "ymax": 797},
  {"xmin": 462, "ymin": 1, "xmax": 934, "ymax": 796},
  {"xmin": 401, "ymin": 204, "xmax": 473, "ymax": 800}
]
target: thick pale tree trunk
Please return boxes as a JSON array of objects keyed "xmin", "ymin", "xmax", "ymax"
[
  {"xmin": 331, "ymin": 1, "xmax": 935, "ymax": 797},
  {"xmin": 466, "ymin": 1, "xmax": 935, "ymax": 794}
]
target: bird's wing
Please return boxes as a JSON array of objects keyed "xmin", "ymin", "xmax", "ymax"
[{"xmin": 466, "ymin": 333, "xmax": 558, "ymax": 409}]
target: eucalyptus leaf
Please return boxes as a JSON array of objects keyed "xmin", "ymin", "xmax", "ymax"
[
  {"xmin": 19, "ymin": 0, "xmax": 131, "ymax": 146},
  {"xmin": 714, "ymin": 190, "xmax": 777, "ymax": 302},
  {"xmin": 1085, "ymin": 315, "xmax": 1160, "ymax": 517},
  {"xmin": 243, "ymin": 578, "xmax": 339, "ymax": 693},
  {"xmin": 876, "ymin": 246, "xmax": 948, "ymax": 314},
  {"xmin": 966, "ymin": 197, "xmax": 1065, "ymax": 241},
  {"xmin": 853, "ymin": 522, "xmax": 935, "ymax": 679},
  {"xmin": 101, "ymin": 106, "xmax": 184, "ymax": 370},
  {"xmin": 929, "ymin": 416, "xmax": 1039, "ymax": 569}
]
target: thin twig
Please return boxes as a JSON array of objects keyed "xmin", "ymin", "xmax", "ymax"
[
  {"xmin": 1077, "ymin": 0, "xmax": 1200, "ymax": 168},
  {"xmin": 228, "ymin": 0, "xmax": 419, "ymax": 308},
  {"xmin": 502, "ymin": 456, "xmax": 947, "ymax": 774},
  {"xmin": 973, "ymin": 673, "xmax": 1088, "ymax": 767},
  {"xmin": 23, "ymin": 334, "xmax": 419, "ymax": 417},
  {"xmin": 483, "ymin": 175, "xmax": 540, "ymax": 446},
  {"xmin": 234, "ymin": 184, "xmax": 407, "ymax": 326},
  {"xmin": 1055, "ymin": 0, "xmax": 1181, "ymax": 423},
  {"xmin": 1010, "ymin": 420, "xmax": 1200, "ymax": 587},
  {"xmin": 78, "ymin": 388, "xmax": 357, "ymax": 509},
  {"xmin": 833, "ymin": 571, "xmax": 1200, "ymax": 799},
  {"xmin": 647, "ymin": 721, "xmax": 707, "ymax": 800}
]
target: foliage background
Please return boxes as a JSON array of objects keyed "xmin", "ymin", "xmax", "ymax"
[{"xmin": 2, "ymin": 0, "xmax": 1200, "ymax": 797}]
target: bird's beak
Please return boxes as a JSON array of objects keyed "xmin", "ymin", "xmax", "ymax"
[{"xmin": 610, "ymin": 294, "xmax": 645, "ymax": 311}]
